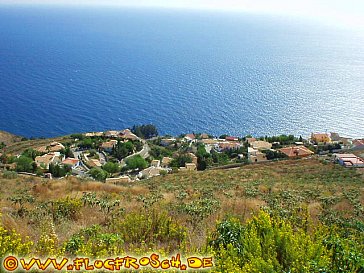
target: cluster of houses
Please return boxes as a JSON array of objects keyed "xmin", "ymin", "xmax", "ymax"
[
  {"xmin": 87, "ymin": 129, "xmax": 140, "ymax": 141},
  {"xmin": 2, "ymin": 129, "xmax": 363, "ymax": 183},
  {"xmin": 34, "ymin": 142, "xmax": 81, "ymax": 175}
]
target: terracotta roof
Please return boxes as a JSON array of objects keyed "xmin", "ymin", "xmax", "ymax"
[
  {"xmin": 353, "ymin": 139, "xmax": 364, "ymax": 147},
  {"xmin": 101, "ymin": 140, "xmax": 118, "ymax": 149},
  {"xmin": 279, "ymin": 146, "xmax": 314, "ymax": 158},
  {"xmin": 219, "ymin": 142, "xmax": 241, "ymax": 150},
  {"xmin": 226, "ymin": 136, "xmax": 239, "ymax": 141},
  {"xmin": 62, "ymin": 158, "xmax": 79, "ymax": 165},
  {"xmin": 185, "ymin": 134, "xmax": 195, "ymax": 140}
]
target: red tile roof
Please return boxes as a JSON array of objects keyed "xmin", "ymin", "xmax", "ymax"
[{"xmin": 279, "ymin": 146, "xmax": 314, "ymax": 158}]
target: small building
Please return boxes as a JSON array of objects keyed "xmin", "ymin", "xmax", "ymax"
[
  {"xmin": 185, "ymin": 163, "xmax": 197, "ymax": 171},
  {"xmin": 106, "ymin": 176, "xmax": 131, "ymax": 185},
  {"xmin": 251, "ymin": 140, "xmax": 272, "ymax": 151},
  {"xmin": 184, "ymin": 134, "xmax": 196, "ymax": 142},
  {"xmin": 104, "ymin": 130, "xmax": 120, "ymax": 138},
  {"xmin": 246, "ymin": 137, "xmax": 257, "ymax": 144},
  {"xmin": 218, "ymin": 142, "xmax": 241, "ymax": 151},
  {"xmin": 201, "ymin": 139, "xmax": 219, "ymax": 145},
  {"xmin": 138, "ymin": 167, "xmax": 163, "ymax": 179},
  {"xmin": 120, "ymin": 129, "xmax": 139, "ymax": 141},
  {"xmin": 161, "ymin": 157, "xmax": 172, "ymax": 168},
  {"xmin": 48, "ymin": 142, "xmax": 65, "ymax": 152},
  {"xmin": 248, "ymin": 147, "xmax": 267, "ymax": 163},
  {"xmin": 226, "ymin": 136, "xmax": 239, "ymax": 142},
  {"xmin": 352, "ymin": 139, "xmax": 364, "ymax": 150},
  {"xmin": 279, "ymin": 146, "xmax": 314, "ymax": 158},
  {"xmin": 311, "ymin": 133, "xmax": 331, "ymax": 144},
  {"xmin": 62, "ymin": 158, "xmax": 80, "ymax": 169},
  {"xmin": 151, "ymin": 160, "xmax": 161, "ymax": 168},
  {"xmin": 160, "ymin": 138, "xmax": 176, "ymax": 147},
  {"xmin": 88, "ymin": 159, "xmax": 102, "ymax": 168},
  {"xmin": 35, "ymin": 152, "xmax": 64, "ymax": 169},
  {"xmin": 200, "ymin": 133, "xmax": 210, "ymax": 139},
  {"xmin": 101, "ymin": 140, "xmax": 118, "ymax": 153},
  {"xmin": 333, "ymin": 154, "xmax": 364, "ymax": 168}
]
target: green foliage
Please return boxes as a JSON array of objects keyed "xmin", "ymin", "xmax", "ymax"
[
  {"xmin": 65, "ymin": 225, "xmax": 124, "ymax": 257},
  {"xmin": 111, "ymin": 210, "xmax": 187, "ymax": 252},
  {"xmin": 210, "ymin": 211, "xmax": 364, "ymax": 273},
  {"xmin": 15, "ymin": 155, "xmax": 35, "ymax": 172},
  {"xmin": 211, "ymin": 150, "xmax": 229, "ymax": 165},
  {"xmin": 112, "ymin": 140, "xmax": 134, "ymax": 160},
  {"xmin": 60, "ymin": 146, "xmax": 74, "ymax": 158},
  {"xmin": 132, "ymin": 124, "xmax": 158, "ymax": 139},
  {"xmin": 149, "ymin": 145, "xmax": 173, "ymax": 160},
  {"xmin": 126, "ymin": 155, "xmax": 147, "ymax": 170},
  {"xmin": 89, "ymin": 167, "xmax": 108, "ymax": 181},
  {"xmin": 70, "ymin": 133, "xmax": 85, "ymax": 140},
  {"xmin": 22, "ymin": 148, "xmax": 41, "ymax": 160},
  {"xmin": 264, "ymin": 134, "xmax": 298, "ymax": 145},
  {"xmin": 78, "ymin": 138, "xmax": 94, "ymax": 149},
  {"xmin": 170, "ymin": 154, "xmax": 192, "ymax": 168},
  {"xmin": 263, "ymin": 150, "xmax": 287, "ymax": 160},
  {"xmin": 0, "ymin": 222, "xmax": 33, "ymax": 257},
  {"xmin": 8, "ymin": 190, "xmax": 35, "ymax": 217},
  {"xmin": 2, "ymin": 170, "xmax": 18, "ymax": 179},
  {"xmin": 102, "ymin": 161, "xmax": 120, "ymax": 174},
  {"xmin": 50, "ymin": 197, "xmax": 82, "ymax": 222},
  {"xmin": 0, "ymin": 141, "xmax": 6, "ymax": 149},
  {"xmin": 49, "ymin": 163, "xmax": 71, "ymax": 177}
]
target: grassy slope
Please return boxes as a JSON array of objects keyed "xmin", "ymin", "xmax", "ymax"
[
  {"xmin": 0, "ymin": 131, "xmax": 22, "ymax": 146},
  {"xmin": 0, "ymin": 158, "xmax": 363, "ymax": 249}
]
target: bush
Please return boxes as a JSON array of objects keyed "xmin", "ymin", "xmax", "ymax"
[
  {"xmin": 0, "ymin": 221, "xmax": 33, "ymax": 257},
  {"xmin": 50, "ymin": 197, "xmax": 82, "ymax": 222},
  {"xmin": 89, "ymin": 167, "xmax": 108, "ymax": 182},
  {"xmin": 210, "ymin": 210, "xmax": 364, "ymax": 273},
  {"xmin": 65, "ymin": 225, "xmax": 124, "ymax": 257},
  {"xmin": 125, "ymin": 155, "xmax": 147, "ymax": 170},
  {"xmin": 112, "ymin": 210, "xmax": 187, "ymax": 252},
  {"xmin": 2, "ymin": 170, "xmax": 18, "ymax": 179}
]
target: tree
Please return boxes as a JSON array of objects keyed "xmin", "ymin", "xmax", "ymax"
[
  {"xmin": 22, "ymin": 148, "xmax": 40, "ymax": 160},
  {"xmin": 89, "ymin": 168, "xmax": 108, "ymax": 182},
  {"xmin": 125, "ymin": 155, "xmax": 147, "ymax": 170},
  {"xmin": 170, "ymin": 154, "xmax": 193, "ymax": 168},
  {"xmin": 112, "ymin": 141, "xmax": 134, "ymax": 160},
  {"xmin": 103, "ymin": 162, "xmax": 120, "ymax": 174},
  {"xmin": 49, "ymin": 163, "xmax": 71, "ymax": 178},
  {"xmin": 16, "ymin": 156, "xmax": 34, "ymax": 172},
  {"xmin": 132, "ymin": 124, "xmax": 158, "ymax": 139}
]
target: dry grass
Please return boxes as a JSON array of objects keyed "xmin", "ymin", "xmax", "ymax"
[{"xmin": 0, "ymin": 158, "xmax": 363, "ymax": 248}]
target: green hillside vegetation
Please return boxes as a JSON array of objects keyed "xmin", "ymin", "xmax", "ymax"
[{"xmin": 0, "ymin": 158, "xmax": 363, "ymax": 272}]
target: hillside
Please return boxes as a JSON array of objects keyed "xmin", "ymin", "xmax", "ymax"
[
  {"xmin": 0, "ymin": 130, "xmax": 22, "ymax": 145},
  {"xmin": 1, "ymin": 158, "xmax": 363, "ymax": 272}
]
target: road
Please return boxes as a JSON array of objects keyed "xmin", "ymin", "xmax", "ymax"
[{"xmin": 120, "ymin": 142, "xmax": 150, "ymax": 167}]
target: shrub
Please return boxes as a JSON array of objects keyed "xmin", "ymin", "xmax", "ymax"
[
  {"xmin": 50, "ymin": 197, "xmax": 82, "ymax": 222},
  {"xmin": 2, "ymin": 170, "xmax": 18, "ymax": 179},
  {"xmin": 112, "ymin": 210, "xmax": 187, "ymax": 252},
  {"xmin": 0, "ymin": 221, "xmax": 33, "ymax": 257}
]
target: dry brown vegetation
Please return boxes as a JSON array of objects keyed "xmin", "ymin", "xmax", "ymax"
[{"xmin": 0, "ymin": 158, "xmax": 363, "ymax": 251}]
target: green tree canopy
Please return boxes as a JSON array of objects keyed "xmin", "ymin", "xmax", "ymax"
[
  {"xmin": 125, "ymin": 155, "xmax": 147, "ymax": 170},
  {"xmin": 102, "ymin": 162, "xmax": 120, "ymax": 174},
  {"xmin": 132, "ymin": 124, "xmax": 158, "ymax": 139}
]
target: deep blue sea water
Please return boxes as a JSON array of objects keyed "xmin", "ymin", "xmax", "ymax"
[{"xmin": 0, "ymin": 6, "xmax": 363, "ymax": 138}]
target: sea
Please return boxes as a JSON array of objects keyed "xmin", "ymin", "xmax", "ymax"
[{"xmin": 0, "ymin": 6, "xmax": 363, "ymax": 138}]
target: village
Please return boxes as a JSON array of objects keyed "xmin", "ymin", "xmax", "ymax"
[{"xmin": 1, "ymin": 126, "xmax": 364, "ymax": 184}]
